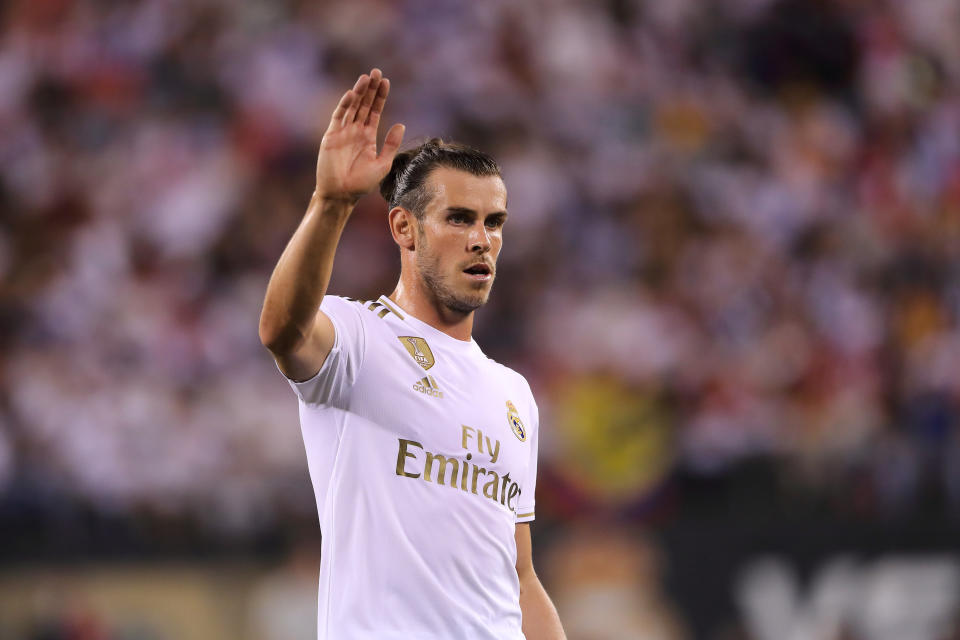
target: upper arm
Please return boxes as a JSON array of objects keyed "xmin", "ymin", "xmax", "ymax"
[
  {"xmin": 272, "ymin": 308, "xmax": 337, "ymax": 383},
  {"xmin": 271, "ymin": 297, "xmax": 366, "ymax": 406},
  {"xmin": 515, "ymin": 522, "xmax": 535, "ymax": 585}
]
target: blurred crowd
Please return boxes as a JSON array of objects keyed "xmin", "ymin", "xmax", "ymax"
[{"xmin": 2, "ymin": 0, "xmax": 960, "ymax": 583}]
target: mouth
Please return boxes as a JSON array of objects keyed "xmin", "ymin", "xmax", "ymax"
[{"xmin": 462, "ymin": 262, "xmax": 493, "ymax": 282}]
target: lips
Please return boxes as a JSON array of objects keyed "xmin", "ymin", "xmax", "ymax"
[{"xmin": 463, "ymin": 262, "xmax": 493, "ymax": 281}]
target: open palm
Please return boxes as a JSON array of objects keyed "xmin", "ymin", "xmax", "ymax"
[{"xmin": 316, "ymin": 68, "xmax": 405, "ymax": 202}]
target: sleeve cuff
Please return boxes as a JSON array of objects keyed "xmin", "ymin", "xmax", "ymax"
[{"xmin": 515, "ymin": 509, "xmax": 535, "ymax": 523}]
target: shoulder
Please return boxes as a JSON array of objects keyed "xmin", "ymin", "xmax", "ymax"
[
  {"xmin": 316, "ymin": 295, "xmax": 365, "ymax": 332},
  {"xmin": 320, "ymin": 294, "xmax": 362, "ymax": 313},
  {"xmin": 322, "ymin": 295, "xmax": 405, "ymax": 323},
  {"xmin": 502, "ymin": 363, "xmax": 534, "ymax": 398},
  {"xmin": 320, "ymin": 295, "xmax": 391, "ymax": 325},
  {"xmin": 483, "ymin": 355, "xmax": 537, "ymax": 405}
]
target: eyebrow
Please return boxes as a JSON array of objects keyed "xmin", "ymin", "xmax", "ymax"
[{"xmin": 445, "ymin": 206, "xmax": 509, "ymax": 219}]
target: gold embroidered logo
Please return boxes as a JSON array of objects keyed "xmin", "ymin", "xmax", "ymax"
[
  {"xmin": 398, "ymin": 336, "xmax": 435, "ymax": 370},
  {"xmin": 412, "ymin": 375, "xmax": 444, "ymax": 399},
  {"xmin": 507, "ymin": 400, "xmax": 526, "ymax": 441}
]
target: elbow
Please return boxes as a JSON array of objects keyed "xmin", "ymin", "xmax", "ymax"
[
  {"xmin": 258, "ymin": 312, "xmax": 301, "ymax": 355},
  {"xmin": 517, "ymin": 565, "xmax": 537, "ymax": 595},
  {"xmin": 258, "ymin": 317, "xmax": 281, "ymax": 353}
]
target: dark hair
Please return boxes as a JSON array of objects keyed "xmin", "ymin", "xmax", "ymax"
[{"xmin": 379, "ymin": 138, "xmax": 501, "ymax": 218}]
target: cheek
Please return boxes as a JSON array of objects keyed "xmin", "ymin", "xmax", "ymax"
[
  {"xmin": 425, "ymin": 237, "xmax": 456, "ymax": 269},
  {"xmin": 491, "ymin": 234, "xmax": 504, "ymax": 257}
]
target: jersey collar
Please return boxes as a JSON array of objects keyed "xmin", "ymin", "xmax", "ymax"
[{"xmin": 379, "ymin": 295, "xmax": 483, "ymax": 356}]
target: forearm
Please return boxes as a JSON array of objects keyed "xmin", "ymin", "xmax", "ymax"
[
  {"xmin": 520, "ymin": 572, "xmax": 566, "ymax": 640},
  {"xmin": 258, "ymin": 193, "xmax": 354, "ymax": 353},
  {"xmin": 260, "ymin": 68, "xmax": 402, "ymax": 354}
]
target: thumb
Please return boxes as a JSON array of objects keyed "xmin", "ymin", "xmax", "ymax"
[{"xmin": 379, "ymin": 123, "xmax": 405, "ymax": 164}]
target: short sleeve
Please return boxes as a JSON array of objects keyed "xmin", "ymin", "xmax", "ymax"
[
  {"xmin": 284, "ymin": 296, "xmax": 365, "ymax": 407},
  {"xmin": 515, "ymin": 393, "xmax": 538, "ymax": 523}
]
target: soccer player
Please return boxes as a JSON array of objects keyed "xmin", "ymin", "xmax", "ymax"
[{"xmin": 259, "ymin": 68, "xmax": 566, "ymax": 639}]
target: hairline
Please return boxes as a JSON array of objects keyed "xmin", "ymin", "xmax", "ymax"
[{"xmin": 400, "ymin": 165, "xmax": 504, "ymax": 220}]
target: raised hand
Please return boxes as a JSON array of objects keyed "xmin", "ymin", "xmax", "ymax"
[{"xmin": 315, "ymin": 68, "xmax": 405, "ymax": 202}]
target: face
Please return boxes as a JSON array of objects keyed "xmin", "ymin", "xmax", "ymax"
[{"xmin": 413, "ymin": 167, "xmax": 508, "ymax": 315}]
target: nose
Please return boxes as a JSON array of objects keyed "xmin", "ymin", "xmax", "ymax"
[{"xmin": 468, "ymin": 222, "xmax": 492, "ymax": 254}]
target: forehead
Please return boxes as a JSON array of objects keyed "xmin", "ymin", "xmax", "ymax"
[{"xmin": 424, "ymin": 167, "xmax": 507, "ymax": 213}]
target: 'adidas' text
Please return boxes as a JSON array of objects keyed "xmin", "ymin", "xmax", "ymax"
[{"xmin": 413, "ymin": 376, "xmax": 444, "ymax": 399}]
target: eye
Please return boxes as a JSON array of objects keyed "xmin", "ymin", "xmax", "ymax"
[
  {"xmin": 448, "ymin": 212, "xmax": 469, "ymax": 224},
  {"xmin": 485, "ymin": 216, "xmax": 506, "ymax": 229}
]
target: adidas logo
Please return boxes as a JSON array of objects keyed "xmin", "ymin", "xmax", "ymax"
[{"xmin": 412, "ymin": 375, "xmax": 444, "ymax": 399}]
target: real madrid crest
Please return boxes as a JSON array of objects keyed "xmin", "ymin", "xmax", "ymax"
[
  {"xmin": 398, "ymin": 336, "xmax": 435, "ymax": 370},
  {"xmin": 507, "ymin": 400, "xmax": 526, "ymax": 441}
]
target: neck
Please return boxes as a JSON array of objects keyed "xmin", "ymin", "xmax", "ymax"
[{"xmin": 388, "ymin": 276, "xmax": 475, "ymax": 342}]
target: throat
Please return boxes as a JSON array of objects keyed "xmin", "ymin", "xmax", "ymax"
[{"xmin": 387, "ymin": 287, "xmax": 475, "ymax": 342}]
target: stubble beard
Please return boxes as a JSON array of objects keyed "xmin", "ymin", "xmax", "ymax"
[{"xmin": 416, "ymin": 235, "xmax": 493, "ymax": 316}]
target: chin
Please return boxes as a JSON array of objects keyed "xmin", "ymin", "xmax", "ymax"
[
  {"xmin": 421, "ymin": 267, "xmax": 493, "ymax": 314},
  {"xmin": 466, "ymin": 282, "xmax": 494, "ymax": 303},
  {"xmin": 455, "ymin": 296, "xmax": 488, "ymax": 314},
  {"xmin": 445, "ymin": 289, "xmax": 490, "ymax": 315}
]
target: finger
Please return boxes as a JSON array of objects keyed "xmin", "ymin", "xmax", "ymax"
[
  {"xmin": 342, "ymin": 74, "xmax": 369, "ymax": 126},
  {"xmin": 378, "ymin": 123, "xmax": 405, "ymax": 163},
  {"xmin": 366, "ymin": 77, "xmax": 390, "ymax": 128},
  {"xmin": 354, "ymin": 68, "xmax": 382, "ymax": 124},
  {"xmin": 329, "ymin": 90, "xmax": 353, "ymax": 129}
]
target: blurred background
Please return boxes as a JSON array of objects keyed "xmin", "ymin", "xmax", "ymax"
[{"xmin": 2, "ymin": 0, "xmax": 960, "ymax": 638}]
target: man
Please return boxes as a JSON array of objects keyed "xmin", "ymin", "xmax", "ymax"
[{"xmin": 259, "ymin": 68, "xmax": 565, "ymax": 639}]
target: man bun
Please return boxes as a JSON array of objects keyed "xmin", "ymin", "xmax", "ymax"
[
  {"xmin": 379, "ymin": 138, "xmax": 442, "ymax": 208},
  {"xmin": 378, "ymin": 147, "xmax": 413, "ymax": 205}
]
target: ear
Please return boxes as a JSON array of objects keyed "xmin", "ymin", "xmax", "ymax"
[{"xmin": 388, "ymin": 206, "xmax": 416, "ymax": 250}]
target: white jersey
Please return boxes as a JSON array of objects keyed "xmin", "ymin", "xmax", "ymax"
[{"xmin": 283, "ymin": 294, "xmax": 538, "ymax": 640}]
